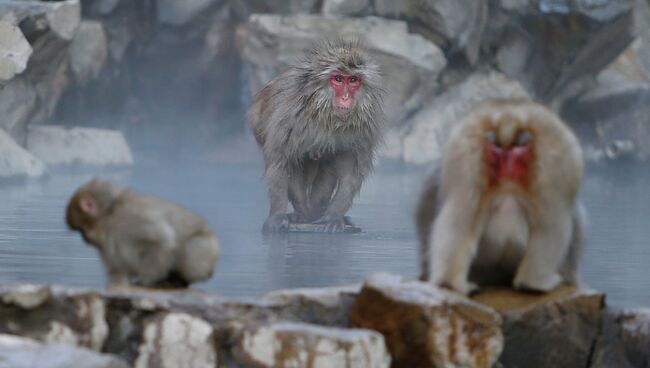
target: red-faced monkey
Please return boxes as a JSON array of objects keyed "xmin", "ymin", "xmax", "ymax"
[
  {"xmin": 416, "ymin": 99, "xmax": 585, "ymax": 295},
  {"xmin": 66, "ymin": 178, "xmax": 220, "ymax": 288},
  {"xmin": 249, "ymin": 40, "xmax": 384, "ymax": 233}
]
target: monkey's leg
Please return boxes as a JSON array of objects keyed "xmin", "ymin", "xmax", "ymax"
[
  {"xmin": 288, "ymin": 166, "xmax": 311, "ymax": 223},
  {"xmin": 513, "ymin": 211, "xmax": 572, "ymax": 292},
  {"xmin": 100, "ymin": 253, "xmax": 130, "ymax": 288},
  {"xmin": 316, "ymin": 153, "xmax": 360, "ymax": 232},
  {"xmin": 178, "ymin": 233, "xmax": 220, "ymax": 284},
  {"xmin": 263, "ymin": 164, "xmax": 291, "ymax": 232},
  {"xmin": 416, "ymin": 168, "xmax": 441, "ymax": 281},
  {"xmin": 308, "ymin": 162, "xmax": 338, "ymax": 221},
  {"xmin": 431, "ymin": 201, "xmax": 481, "ymax": 295},
  {"xmin": 559, "ymin": 207, "xmax": 585, "ymax": 286}
]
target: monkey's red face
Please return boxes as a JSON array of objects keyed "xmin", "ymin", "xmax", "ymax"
[
  {"xmin": 330, "ymin": 72, "xmax": 361, "ymax": 112},
  {"xmin": 484, "ymin": 130, "xmax": 533, "ymax": 188}
]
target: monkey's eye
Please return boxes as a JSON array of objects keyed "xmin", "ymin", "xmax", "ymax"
[
  {"xmin": 349, "ymin": 76, "xmax": 360, "ymax": 84},
  {"xmin": 334, "ymin": 75, "xmax": 343, "ymax": 83},
  {"xmin": 515, "ymin": 131, "xmax": 532, "ymax": 146}
]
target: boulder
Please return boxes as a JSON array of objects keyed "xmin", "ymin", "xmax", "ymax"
[
  {"xmin": 0, "ymin": 0, "xmax": 81, "ymax": 41},
  {"xmin": 262, "ymin": 284, "xmax": 360, "ymax": 326},
  {"xmin": 0, "ymin": 285, "xmax": 108, "ymax": 351},
  {"xmin": 350, "ymin": 273, "xmax": 503, "ymax": 368},
  {"xmin": 237, "ymin": 14, "xmax": 446, "ymax": 125},
  {"xmin": 0, "ymin": 334, "xmax": 129, "ymax": 368},
  {"xmin": 0, "ymin": 21, "xmax": 32, "ymax": 84},
  {"xmin": 134, "ymin": 312, "xmax": 217, "ymax": 368},
  {"xmin": 591, "ymin": 308, "xmax": 650, "ymax": 368},
  {"xmin": 69, "ymin": 21, "xmax": 109, "ymax": 83},
  {"xmin": 322, "ymin": 0, "xmax": 370, "ymax": 15},
  {"xmin": 233, "ymin": 321, "xmax": 390, "ymax": 368},
  {"xmin": 0, "ymin": 78, "xmax": 37, "ymax": 136},
  {"xmin": 26, "ymin": 126, "xmax": 134, "ymax": 167},
  {"xmin": 474, "ymin": 286, "xmax": 605, "ymax": 368},
  {"xmin": 374, "ymin": 0, "xmax": 487, "ymax": 64},
  {"xmin": 0, "ymin": 0, "xmax": 80, "ymax": 138},
  {"xmin": 82, "ymin": 0, "xmax": 121, "ymax": 16},
  {"xmin": 490, "ymin": 0, "xmax": 635, "ymax": 103},
  {"xmin": 0, "ymin": 129, "xmax": 46, "ymax": 179},
  {"xmin": 157, "ymin": 0, "xmax": 222, "ymax": 26},
  {"xmin": 388, "ymin": 70, "xmax": 529, "ymax": 165},
  {"xmin": 561, "ymin": 86, "xmax": 650, "ymax": 162}
]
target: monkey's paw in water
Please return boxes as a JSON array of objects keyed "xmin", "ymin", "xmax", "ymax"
[{"xmin": 288, "ymin": 214, "xmax": 361, "ymax": 234}]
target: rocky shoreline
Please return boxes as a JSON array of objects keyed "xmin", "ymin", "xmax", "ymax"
[
  {"xmin": 0, "ymin": 273, "xmax": 647, "ymax": 367},
  {"xmin": 0, "ymin": 0, "xmax": 650, "ymax": 175}
]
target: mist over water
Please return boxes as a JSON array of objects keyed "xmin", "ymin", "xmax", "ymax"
[{"xmin": 0, "ymin": 156, "xmax": 648, "ymax": 306}]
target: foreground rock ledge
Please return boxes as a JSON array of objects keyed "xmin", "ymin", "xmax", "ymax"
[
  {"xmin": 233, "ymin": 321, "xmax": 391, "ymax": 368},
  {"xmin": 474, "ymin": 286, "xmax": 605, "ymax": 368},
  {"xmin": 0, "ymin": 333, "xmax": 128, "ymax": 368},
  {"xmin": 0, "ymin": 279, "xmax": 646, "ymax": 368},
  {"xmin": 350, "ymin": 273, "xmax": 503, "ymax": 368}
]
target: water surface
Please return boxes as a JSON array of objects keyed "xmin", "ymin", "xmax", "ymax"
[{"xmin": 0, "ymin": 161, "xmax": 647, "ymax": 307}]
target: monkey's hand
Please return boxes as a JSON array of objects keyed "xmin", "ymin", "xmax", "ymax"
[
  {"xmin": 263, "ymin": 214, "xmax": 290, "ymax": 233},
  {"xmin": 314, "ymin": 211, "xmax": 346, "ymax": 233}
]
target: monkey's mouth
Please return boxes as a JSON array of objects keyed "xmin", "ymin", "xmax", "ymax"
[{"xmin": 334, "ymin": 105, "xmax": 354, "ymax": 114}]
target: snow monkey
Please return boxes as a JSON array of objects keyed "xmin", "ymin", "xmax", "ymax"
[
  {"xmin": 66, "ymin": 178, "xmax": 220, "ymax": 288},
  {"xmin": 416, "ymin": 99, "xmax": 585, "ymax": 295},
  {"xmin": 249, "ymin": 39, "xmax": 384, "ymax": 233}
]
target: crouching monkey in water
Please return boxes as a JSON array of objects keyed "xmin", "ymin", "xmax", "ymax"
[
  {"xmin": 66, "ymin": 178, "xmax": 220, "ymax": 288},
  {"xmin": 249, "ymin": 40, "xmax": 385, "ymax": 233},
  {"xmin": 416, "ymin": 99, "xmax": 585, "ymax": 295}
]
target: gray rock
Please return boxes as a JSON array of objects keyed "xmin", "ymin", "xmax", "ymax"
[
  {"xmin": 394, "ymin": 70, "xmax": 529, "ymax": 165},
  {"xmin": 474, "ymin": 286, "xmax": 605, "ymax": 368},
  {"xmin": 0, "ymin": 334, "xmax": 129, "ymax": 368},
  {"xmin": 0, "ymin": 285, "xmax": 108, "ymax": 351},
  {"xmin": 233, "ymin": 321, "xmax": 390, "ymax": 368},
  {"xmin": 157, "ymin": 0, "xmax": 221, "ymax": 26},
  {"xmin": 0, "ymin": 77, "xmax": 37, "ymax": 136},
  {"xmin": 134, "ymin": 312, "xmax": 216, "ymax": 368},
  {"xmin": 238, "ymin": 14, "xmax": 446, "ymax": 125},
  {"xmin": 84, "ymin": 0, "xmax": 121, "ymax": 16},
  {"xmin": 562, "ymin": 85, "xmax": 650, "ymax": 162},
  {"xmin": 322, "ymin": 0, "xmax": 369, "ymax": 15},
  {"xmin": 263, "ymin": 284, "xmax": 360, "ymax": 326},
  {"xmin": 69, "ymin": 21, "xmax": 108, "ymax": 83},
  {"xmin": 26, "ymin": 126, "xmax": 134, "ymax": 167},
  {"xmin": 492, "ymin": 0, "xmax": 635, "ymax": 103},
  {"xmin": 350, "ymin": 273, "xmax": 503, "ymax": 368},
  {"xmin": 0, "ymin": 0, "xmax": 81, "ymax": 41},
  {"xmin": 0, "ymin": 21, "xmax": 32, "ymax": 83},
  {"xmin": 591, "ymin": 308, "xmax": 650, "ymax": 368},
  {"xmin": 0, "ymin": 129, "xmax": 46, "ymax": 179},
  {"xmin": 230, "ymin": 0, "xmax": 321, "ymax": 17},
  {"xmin": 374, "ymin": 0, "xmax": 487, "ymax": 64}
]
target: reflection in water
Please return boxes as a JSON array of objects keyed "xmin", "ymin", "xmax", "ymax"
[{"xmin": 0, "ymin": 162, "xmax": 647, "ymax": 307}]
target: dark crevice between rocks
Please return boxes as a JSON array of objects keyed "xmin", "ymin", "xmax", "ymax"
[{"xmin": 585, "ymin": 295, "xmax": 607, "ymax": 368}]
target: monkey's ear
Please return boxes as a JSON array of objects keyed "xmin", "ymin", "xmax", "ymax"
[{"xmin": 79, "ymin": 195, "xmax": 98, "ymax": 217}]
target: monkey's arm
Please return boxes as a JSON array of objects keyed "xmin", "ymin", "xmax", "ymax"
[
  {"xmin": 263, "ymin": 162, "xmax": 291, "ymax": 232},
  {"xmin": 416, "ymin": 167, "xmax": 441, "ymax": 281}
]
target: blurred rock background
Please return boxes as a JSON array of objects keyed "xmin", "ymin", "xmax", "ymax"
[{"xmin": 0, "ymin": 0, "xmax": 649, "ymax": 177}]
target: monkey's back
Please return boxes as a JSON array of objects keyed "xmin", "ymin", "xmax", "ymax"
[
  {"xmin": 248, "ymin": 70, "xmax": 295, "ymax": 147},
  {"xmin": 113, "ymin": 193, "xmax": 214, "ymax": 243}
]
